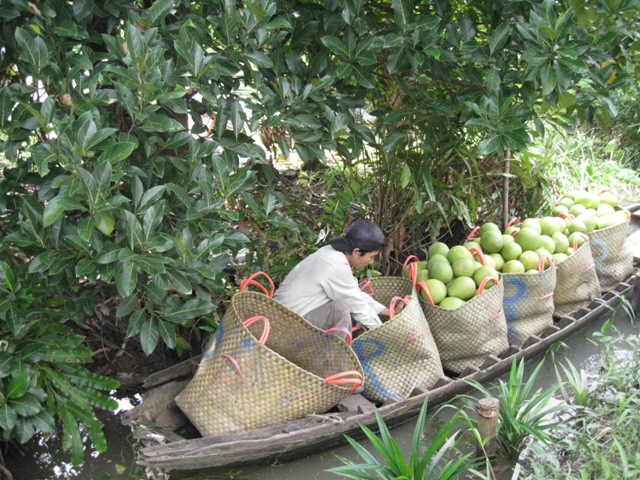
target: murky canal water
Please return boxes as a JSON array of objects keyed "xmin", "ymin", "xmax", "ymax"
[{"xmin": 5, "ymin": 306, "xmax": 638, "ymax": 480}]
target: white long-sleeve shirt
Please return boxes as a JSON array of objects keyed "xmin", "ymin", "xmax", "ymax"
[{"xmin": 273, "ymin": 245, "xmax": 386, "ymax": 329}]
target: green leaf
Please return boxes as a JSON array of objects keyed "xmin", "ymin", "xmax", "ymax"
[
  {"xmin": 139, "ymin": 185, "xmax": 166, "ymax": 211},
  {"xmin": 116, "ymin": 259, "xmax": 138, "ymax": 297},
  {"xmin": 98, "ymin": 135, "xmax": 138, "ymax": 163},
  {"xmin": 126, "ymin": 309, "xmax": 146, "ymax": 339},
  {"xmin": 478, "ymin": 135, "xmax": 503, "ymax": 155},
  {"xmin": 144, "ymin": 0, "xmax": 176, "ymax": 26},
  {"xmin": 0, "ymin": 403, "xmax": 18, "ymax": 431},
  {"xmin": 15, "ymin": 28, "xmax": 49, "ymax": 71},
  {"xmin": 158, "ymin": 320, "xmax": 176, "ymax": 349},
  {"xmin": 140, "ymin": 318, "xmax": 160, "ymax": 356},
  {"xmin": 321, "ymin": 36, "xmax": 350, "ymax": 58},
  {"xmin": 94, "ymin": 211, "xmax": 115, "ymax": 236},
  {"xmin": 244, "ymin": 51, "xmax": 273, "ymax": 68},
  {"xmin": 229, "ymin": 100, "xmax": 245, "ymax": 139},
  {"xmin": 166, "ymin": 270, "xmax": 192, "ymax": 295},
  {"xmin": 116, "ymin": 293, "xmax": 138, "ymax": 318},
  {"xmin": 489, "ymin": 23, "xmax": 511, "ymax": 56},
  {"xmin": 400, "ymin": 163, "xmax": 412, "ymax": 189},
  {"xmin": 139, "ymin": 114, "xmax": 185, "ymax": 133},
  {"xmin": 540, "ymin": 63, "xmax": 557, "ymax": 96},
  {"xmin": 43, "ymin": 195, "xmax": 85, "ymax": 228},
  {"xmin": 125, "ymin": 23, "xmax": 146, "ymax": 60},
  {"xmin": 10, "ymin": 393, "xmax": 41, "ymax": 416},
  {"xmin": 160, "ymin": 299, "xmax": 214, "ymax": 323},
  {"xmin": 75, "ymin": 258, "xmax": 96, "ymax": 277},
  {"xmin": 7, "ymin": 373, "xmax": 30, "ymax": 399},
  {"xmin": 392, "ymin": 0, "xmax": 414, "ymax": 30},
  {"xmin": 59, "ymin": 403, "xmax": 83, "ymax": 466}
]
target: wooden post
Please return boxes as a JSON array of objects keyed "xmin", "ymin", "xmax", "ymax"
[
  {"xmin": 476, "ymin": 397, "xmax": 500, "ymax": 459},
  {"xmin": 502, "ymin": 147, "xmax": 511, "ymax": 230}
]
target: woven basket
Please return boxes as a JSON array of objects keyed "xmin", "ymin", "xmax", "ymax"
[
  {"xmin": 352, "ymin": 276, "xmax": 443, "ymax": 404},
  {"xmin": 554, "ymin": 239, "xmax": 601, "ymax": 317},
  {"xmin": 176, "ymin": 292, "xmax": 364, "ymax": 437},
  {"xmin": 502, "ymin": 259, "xmax": 556, "ymax": 345},
  {"xmin": 589, "ymin": 219, "xmax": 634, "ymax": 291},
  {"xmin": 420, "ymin": 278, "xmax": 508, "ymax": 375}
]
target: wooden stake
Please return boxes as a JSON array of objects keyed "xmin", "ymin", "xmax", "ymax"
[
  {"xmin": 502, "ymin": 147, "xmax": 511, "ymax": 230},
  {"xmin": 476, "ymin": 397, "xmax": 500, "ymax": 459}
]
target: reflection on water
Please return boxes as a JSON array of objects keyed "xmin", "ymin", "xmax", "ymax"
[{"xmin": 4, "ymin": 315, "xmax": 638, "ymax": 480}]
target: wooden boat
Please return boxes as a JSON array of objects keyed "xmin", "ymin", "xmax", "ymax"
[{"xmin": 123, "ymin": 205, "xmax": 640, "ymax": 476}]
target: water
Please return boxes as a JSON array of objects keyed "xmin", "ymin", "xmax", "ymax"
[{"xmin": 5, "ymin": 309, "xmax": 637, "ymax": 480}]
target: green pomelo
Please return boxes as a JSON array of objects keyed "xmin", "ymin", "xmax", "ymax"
[
  {"xmin": 417, "ymin": 260, "xmax": 429, "ymax": 271},
  {"xmin": 464, "ymin": 241, "xmax": 480, "ymax": 251},
  {"xmin": 503, "ymin": 259, "xmax": 526, "ymax": 274},
  {"xmin": 551, "ymin": 231, "xmax": 569, "ymax": 253},
  {"xmin": 501, "ymin": 241, "xmax": 523, "ymax": 261},
  {"xmin": 439, "ymin": 297, "xmax": 466, "ymax": 310},
  {"xmin": 447, "ymin": 276, "xmax": 477, "ymax": 300},
  {"xmin": 502, "ymin": 234, "xmax": 515, "ymax": 244},
  {"xmin": 553, "ymin": 253, "xmax": 569, "ymax": 264},
  {"xmin": 569, "ymin": 203, "xmax": 587, "ymax": 216},
  {"xmin": 568, "ymin": 218, "xmax": 587, "ymax": 234},
  {"xmin": 504, "ymin": 226, "xmax": 519, "ymax": 236},
  {"xmin": 422, "ymin": 279, "xmax": 447, "ymax": 305},
  {"xmin": 577, "ymin": 213, "xmax": 597, "ymax": 233},
  {"xmin": 538, "ymin": 235, "xmax": 556, "ymax": 254},
  {"xmin": 568, "ymin": 232, "xmax": 586, "ymax": 249},
  {"xmin": 596, "ymin": 203, "xmax": 616, "ymax": 217},
  {"xmin": 452, "ymin": 258, "xmax": 478, "ymax": 278},
  {"xmin": 574, "ymin": 190, "xmax": 599, "ymax": 209},
  {"xmin": 552, "ymin": 204, "xmax": 569, "ymax": 216},
  {"xmin": 519, "ymin": 250, "xmax": 540, "ymax": 271},
  {"xmin": 598, "ymin": 191, "xmax": 618, "ymax": 207},
  {"xmin": 489, "ymin": 253, "xmax": 505, "ymax": 272},
  {"xmin": 516, "ymin": 227, "xmax": 541, "ymax": 252},
  {"xmin": 427, "ymin": 254, "xmax": 449, "ymax": 269},
  {"xmin": 535, "ymin": 249, "xmax": 553, "ymax": 266},
  {"xmin": 428, "ymin": 241, "xmax": 450, "ymax": 259},
  {"xmin": 526, "ymin": 269, "xmax": 540, "ymax": 274},
  {"xmin": 480, "ymin": 254, "xmax": 496, "ymax": 269},
  {"xmin": 473, "ymin": 265, "xmax": 499, "ymax": 288},
  {"xmin": 521, "ymin": 218, "xmax": 542, "ymax": 234},
  {"xmin": 566, "ymin": 247, "xmax": 574, "ymax": 256},
  {"xmin": 596, "ymin": 214, "xmax": 617, "ymax": 230},
  {"xmin": 614, "ymin": 210, "xmax": 629, "ymax": 224},
  {"xmin": 479, "ymin": 222, "xmax": 501, "ymax": 235},
  {"xmin": 429, "ymin": 261, "xmax": 454, "ymax": 284},
  {"xmin": 540, "ymin": 217, "xmax": 561, "ymax": 236},
  {"xmin": 447, "ymin": 245, "xmax": 474, "ymax": 264},
  {"xmin": 557, "ymin": 197, "xmax": 575, "ymax": 208},
  {"xmin": 480, "ymin": 230, "xmax": 504, "ymax": 254},
  {"xmin": 416, "ymin": 269, "xmax": 430, "ymax": 283}
]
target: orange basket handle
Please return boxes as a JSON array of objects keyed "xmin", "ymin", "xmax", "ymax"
[
  {"xmin": 598, "ymin": 188, "xmax": 614, "ymax": 197},
  {"xmin": 538, "ymin": 255, "xmax": 554, "ymax": 272},
  {"xmin": 325, "ymin": 371, "xmax": 364, "ymax": 391},
  {"xmin": 478, "ymin": 276, "xmax": 499, "ymax": 295},
  {"xmin": 558, "ymin": 212, "xmax": 575, "ymax": 221},
  {"xmin": 389, "ymin": 296, "xmax": 409, "ymax": 319},
  {"xmin": 359, "ymin": 278, "xmax": 375, "ymax": 296},
  {"xmin": 467, "ymin": 226, "xmax": 480, "ymax": 241},
  {"xmin": 402, "ymin": 255, "xmax": 420, "ymax": 268},
  {"xmin": 505, "ymin": 217, "xmax": 520, "ymax": 229},
  {"xmin": 416, "ymin": 281, "xmax": 435, "ymax": 306},
  {"xmin": 240, "ymin": 271, "xmax": 275, "ymax": 297},
  {"xmin": 572, "ymin": 233, "xmax": 589, "ymax": 251},
  {"xmin": 326, "ymin": 326, "xmax": 353, "ymax": 346},
  {"xmin": 242, "ymin": 316, "xmax": 270, "ymax": 345},
  {"xmin": 469, "ymin": 247, "xmax": 487, "ymax": 266},
  {"xmin": 509, "ymin": 227, "xmax": 520, "ymax": 238}
]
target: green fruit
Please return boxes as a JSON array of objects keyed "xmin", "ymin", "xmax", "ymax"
[
  {"xmin": 557, "ymin": 197, "xmax": 575, "ymax": 208},
  {"xmin": 427, "ymin": 254, "xmax": 449, "ymax": 269},
  {"xmin": 439, "ymin": 297, "xmax": 466, "ymax": 310},
  {"xmin": 568, "ymin": 232, "xmax": 586, "ymax": 249},
  {"xmin": 551, "ymin": 231, "xmax": 569, "ymax": 253},
  {"xmin": 526, "ymin": 269, "xmax": 539, "ymax": 274},
  {"xmin": 553, "ymin": 253, "xmax": 569, "ymax": 264},
  {"xmin": 538, "ymin": 235, "xmax": 556, "ymax": 254},
  {"xmin": 473, "ymin": 265, "xmax": 499, "ymax": 287},
  {"xmin": 428, "ymin": 242, "xmax": 450, "ymax": 259},
  {"xmin": 569, "ymin": 203, "xmax": 587, "ymax": 216},
  {"xmin": 501, "ymin": 241, "xmax": 523, "ymax": 261},
  {"xmin": 503, "ymin": 260, "xmax": 526, "ymax": 274},
  {"xmin": 480, "ymin": 230, "xmax": 504, "ymax": 254},
  {"xmin": 596, "ymin": 203, "xmax": 616, "ymax": 217},
  {"xmin": 424, "ymin": 279, "xmax": 447, "ymax": 305},
  {"xmin": 447, "ymin": 245, "xmax": 474, "ymax": 264},
  {"xmin": 552, "ymin": 204, "xmax": 569, "ymax": 216},
  {"xmin": 515, "ymin": 227, "xmax": 541, "ymax": 251},
  {"xmin": 452, "ymin": 258, "xmax": 478, "ymax": 278},
  {"xmin": 504, "ymin": 226, "xmax": 519, "ymax": 236},
  {"xmin": 540, "ymin": 216, "xmax": 561, "ymax": 236},
  {"xmin": 479, "ymin": 222, "xmax": 501, "ymax": 235},
  {"xmin": 614, "ymin": 210, "xmax": 629, "ymax": 225},
  {"xmin": 568, "ymin": 218, "xmax": 587, "ymax": 234},
  {"xmin": 577, "ymin": 213, "xmax": 597, "ymax": 233},
  {"xmin": 447, "ymin": 276, "xmax": 477, "ymax": 300},
  {"xmin": 480, "ymin": 254, "xmax": 496, "ymax": 269},
  {"xmin": 519, "ymin": 250, "xmax": 540, "ymax": 271},
  {"xmin": 596, "ymin": 214, "xmax": 617, "ymax": 230},
  {"xmin": 502, "ymin": 234, "xmax": 515, "ymax": 244},
  {"xmin": 429, "ymin": 261, "xmax": 454, "ymax": 284},
  {"xmin": 574, "ymin": 190, "xmax": 599, "ymax": 209},
  {"xmin": 464, "ymin": 241, "xmax": 480, "ymax": 251},
  {"xmin": 416, "ymin": 269, "xmax": 430, "ymax": 283},
  {"xmin": 489, "ymin": 253, "xmax": 505, "ymax": 272},
  {"xmin": 521, "ymin": 218, "xmax": 542, "ymax": 234},
  {"xmin": 598, "ymin": 190, "xmax": 618, "ymax": 207}
]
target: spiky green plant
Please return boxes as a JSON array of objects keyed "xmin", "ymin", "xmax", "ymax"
[
  {"xmin": 327, "ymin": 398, "xmax": 487, "ymax": 479},
  {"xmin": 465, "ymin": 358, "xmax": 573, "ymax": 461},
  {"xmin": 554, "ymin": 359, "xmax": 591, "ymax": 408}
]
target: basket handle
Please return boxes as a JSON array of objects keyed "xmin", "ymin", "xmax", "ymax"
[
  {"xmin": 598, "ymin": 188, "xmax": 614, "ymax": 197},
  {"xmin": 538, "ymin": 255, "xmax": 554, "ymax": 272},
  {"xmin": 240, "ymin": 272, "xmax": 275, "ymax": 297},
  {"xmin": 222, "ymin": 354, "xmax": 242, "ymax": 375},
  {"xmin": 326, "ymin": 326, "xmax": 353, "ymax": 345},
  {"xmin": 558, "ymin": 212, "xmax": 575, "ymax": 221},
  {"xmin": 242, "ymin": 316, "xmax": 270, "ymax": 345},
  {"xmin": 415, "ymin": 281, "xmax": 435, "ymax": 306},
  {"xmin": 467, "ymin": 226, "xmax": 480, "ymax": 241},
  {"xmin": 509, "ymin": 227, "xmax": 520, "ymax": 238},
  {"xmin": 572, "ymin": 233, "xmax": 589, "ymax": 251},
  {"xmin": 505, "ymin": 217, "xmax": 520, "ymax": 229},
  {"xmin": 389, "ymin": 296, "xmax": 409, "ymax": 319},
  {"xmin": 325, "ymin": 371, "xmax": 364, "ymax": 391},
  {"xmin": 478, "ymin": 276, "xmax": 499, "ymax": 295},
  {"xmin": 402, "ymin": 256, "xmax": 420, "ymax": 285},
  {"xmin": 469, "ymin": 247, "xmax": 487, "ymax": 266},
  {"xmin": 359, "ymin": 278, "xmax": 375, "ymax": 296}
]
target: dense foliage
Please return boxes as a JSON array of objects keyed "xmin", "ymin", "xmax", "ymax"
[{"xmin": 1, "ymin": 0, "xmax": 640, "ymax": 465}]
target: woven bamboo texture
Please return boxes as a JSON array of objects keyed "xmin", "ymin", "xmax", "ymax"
[
  {"xmin": 176, "ymin": 292, "xmax": 363, "ymax": 437},
  {"xmin": 589, "ymin": 220, "xmax": 634, "ymax": 291},
  {"xmin": 502, "ymin": 267, "xmax": 556, "ymax": 345},
  {"xmin": 352, "ymin": 277, "xmax": 443, "ymax": 404},
  {"xmin": 554, "ymin": 242, "xmax": 601, "ymax": 317},
  {"xmin": 420, "ymin": 279, "xmax": 508, "ymax": 374}
]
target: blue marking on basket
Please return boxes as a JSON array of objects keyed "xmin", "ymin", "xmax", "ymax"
[
  {"xmin": 352, "ymin": 339, "xmax": 401, "ymax": 402},
  {"xmin": 504, "ymin": 278, "xmax": 527, "ymax": 339},
  {"xmin": 589, "ymin": 238, "xmax": 609, "ymax": 273},
  {"xmin": 202, "ymin": 321, "xmax": 224, "ymax": 359}
]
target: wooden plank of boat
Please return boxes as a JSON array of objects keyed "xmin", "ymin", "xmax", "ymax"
[{"xmin": 123, "ymin": 216, "xmax": 640, "ymax": 474}]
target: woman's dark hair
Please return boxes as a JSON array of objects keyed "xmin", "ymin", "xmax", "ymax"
[{"xmin": 330, "ymin": 219, "xmax": 386, "ymax": 254}]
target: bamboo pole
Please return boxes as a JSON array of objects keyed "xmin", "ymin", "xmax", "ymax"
[
  {"xmin": 476, "ymin": 397, "xmax": 500, "ymax": 459},
  {"xmin": 502, "ymin": 147, "xmax": 511, "ymax": 229}
]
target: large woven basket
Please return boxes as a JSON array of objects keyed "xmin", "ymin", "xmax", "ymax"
[
  {"xmin": 589, "ymin": 219, "xmax": 634, "ymax": 291},
  {"xmin": 352, "ymin": 276, "xmax": 443, "ymax": 404},
  {"xmin": 554, "ymin": 240, "xmax": 601, "ymax": 317},
  {"xmin": 420, "ymin": 278, "xmax": 508, "ymax": 375},
  {"xmin": 176, "ymin": 292, "xmax": 364, "ymax": 437},
  {"xmin": 502, "ymin": 262, "xmax": 556, "ymax": 345}
]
